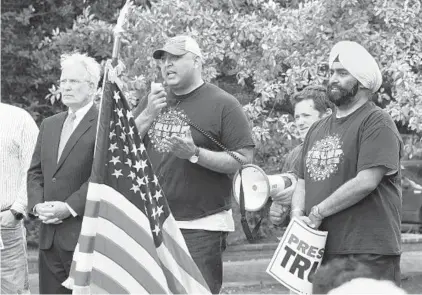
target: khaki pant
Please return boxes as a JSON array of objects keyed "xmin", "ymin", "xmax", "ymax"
[{"xmin": 1, "ymin": 221, "xmax": 30, "ymax": 294}]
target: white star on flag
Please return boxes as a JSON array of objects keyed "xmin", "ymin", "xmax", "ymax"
[
  {"xmin": 113, "ymin": 91, "xmax": 121, "ymax": 103},
  {"xmin": 133, "ymin": 160, "xmax": 143, "ymax": 172},
  {"xmin": 140, "ymin": 192, "xmax": 146, "ymax": 201},
  {"xmin": 119, "ymin": 132, "xmax": 126, "ymax": 141},
  {"xmin": 156, "ymin": 205, "xmax": 164, "ymax": 218},
  {"xmin": 138, "ymin": 143, "xmax": 146, "ymax": 154},
  {"xmin": 127, "ymin": 111, "xmax": 134, "ymax": 120},
  {"xmin": 131, "ymin": 143, "xmax": 138, "ymax": 155},
  {"xmin": 123, "ymin": 145, "xmax": 129, "ymax": 155},
  {"xmin": 109, "ymin": 156, "xmax": 121, "ymax": 165},
  {"xmin": 140, "ymin": 160, "xmax": 148, "ymax": 171},
  {"xmin": 112, "ymin": 169, "xmax": 123, "ymax": 179},
  {"xmin": 130, "ymin": 184, "xmax": 140, "ymax": 194},
  {"xmin": 151, "ymin": 207, "xmax": 158, "ymax": 219},
  {"xmin": 128, "ymin": 126, "xmax": 135, "ymax": 137},
  {"xmin": 152, "ymin": 175, "xmax": 159, "ymax": 186},
  {"xmin": 152, "ymin": 224, "xmax": 160, "ymax": 236},
  {"xmin": 116, "ymin": 108, "xmax": 124, "ymax": 118},
  {"xmin": 109, "ymin": 143, "xmax": 118, "ymax": 153},
  {"xmin": 153, "ymin": 190, "xmax": 163, "ymax": 202},
  {"xmin": 127, "ymin": 171, "xmax": 136, "ymax": 180},
  {"xmin": 125, "ymin": 158, "xmax": 132, "ymax": 167},
  {"xmin": 109, "ymin": 130, "xmax": 116, "ymax": 140},
  {"xmin": 136, "ymin": 176, "xmax": 147, "ymax": 187}
]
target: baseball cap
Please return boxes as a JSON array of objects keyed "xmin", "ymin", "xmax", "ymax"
[{"xmin": 153, "ymin": 35, "xmax": 203, "ymax": 60}]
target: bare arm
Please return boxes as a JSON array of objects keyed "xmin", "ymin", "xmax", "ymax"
[
  {"xmin": 316, "ymin": 166, "xmax": 388, "ymax": 218},
  {"xmin": 134, "ymin": 82, "xmax": 167, "ymax": 138},
  {"xmin": 196, "ymin": 147, "xmax": 254, "ymax": 174},
  {"xmin": 162, "ymin": 126, "xmax": 254, "ymax": 174},
  {"xmin": 135, "ymin": 111, "xmax": 156, "ymax": 139}
]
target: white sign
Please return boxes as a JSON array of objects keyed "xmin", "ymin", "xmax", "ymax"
[{"xmin": 266, "ymin": 217, "xmax": 328, "ymax": 294}]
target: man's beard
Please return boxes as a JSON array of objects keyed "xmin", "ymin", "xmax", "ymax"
[{"xmin": 327, "ymin": 82, "xmax": 359, "ymax": 107}]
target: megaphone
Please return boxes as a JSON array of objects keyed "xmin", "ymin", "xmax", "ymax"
[{"xmin": 233, "ymin": 164, "xmax": 293, "ymax": 212}]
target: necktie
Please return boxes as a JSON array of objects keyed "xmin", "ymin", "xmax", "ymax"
[{"xmin": 58, "ymin": 113, "xmax": 76, "ymax": 161}]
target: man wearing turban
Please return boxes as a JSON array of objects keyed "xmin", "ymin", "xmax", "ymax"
[{"xmin": 291, "ymin": 41, "xmax": 403, "ymax": 286}]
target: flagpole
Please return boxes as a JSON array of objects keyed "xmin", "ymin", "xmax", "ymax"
[
  {"xmin": 102, "ymin": 0, "xmax": 131, "ymax": 98},
  {"xmin": 94, "ymin": 0, "xmax": 132, "ymax": 158},
  {"xmin": 111, "ymin": 0, "xmax": 131, "ymax": 65}
]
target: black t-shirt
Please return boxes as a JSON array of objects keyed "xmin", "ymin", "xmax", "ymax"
[
  {"xmin": 282, "ymin": 143, "xmax": 302, "ymax": 175},
  {"xmin": 137, "ymin": 83, "xmax": 255, "ymax": 220},
  {"xmin": 297, "ymin": 101, "xmax": 403, "ymax": 255}
]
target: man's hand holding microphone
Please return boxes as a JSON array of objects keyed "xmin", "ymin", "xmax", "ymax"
[
  {"xmin": 144, "ymin": 82, "xmax": 167, "ymax": 121},
  {"xmin": 135, "ymin": 82, "xmax": 167, "ymax": 138}
]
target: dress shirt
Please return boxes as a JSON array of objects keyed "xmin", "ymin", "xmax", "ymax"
[
  {"xmin": 68, "ymin": 101, "xmax": 94, "ymax": 133},
  {"xmin": 0, "ymin": 103, "xmax": 39, "ymax": 215}
]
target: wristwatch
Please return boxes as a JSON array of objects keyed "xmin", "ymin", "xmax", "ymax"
[
  {"xmin": 189, "ymin": 147, "xmax": 200, "ymax": 163},
  {"xmin": 290, "ymin": 207, "xmax": 304, "ymax": 217},
  {"xmin": 10, "ymin": 209, "xmax": 24, "ymax": 220},
  {"xmin": 310, "ymin": 206, "xmax": 324, "ymax": 220}
]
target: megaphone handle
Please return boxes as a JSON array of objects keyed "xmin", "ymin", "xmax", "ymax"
[{"xmin": 239, "ymin": 169, "xmax": 263, "ymax": 243}]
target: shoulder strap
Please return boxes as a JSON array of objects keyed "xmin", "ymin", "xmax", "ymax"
[{"xmin": 179, "ymin": 114, "xmax": 262, "ymax": 243}]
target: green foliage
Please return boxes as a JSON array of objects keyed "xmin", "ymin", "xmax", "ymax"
[
  {"xmin": 3, "ymin": 0, "xmax": 421, "ymax": 158},
  {"xmin": 1, "ymin": 0, "xmax": 92, "ymax": 121},
  {"xmin": 2, "ymin": 0, "xmax": 421, "ymax": 243},
  {"xmin": 38, "ymin": 0, "xmax": 422, "ymax": 161}
]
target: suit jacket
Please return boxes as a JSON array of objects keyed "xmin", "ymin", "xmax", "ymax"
[{"xmin": 27, "ymin": 105, "xmax": 98, "ymax": 251}]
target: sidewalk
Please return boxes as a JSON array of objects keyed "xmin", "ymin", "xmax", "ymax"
[
  {"xmin": 223, "ymin": 233, "xmax": 422, "ymax": 262},
  {"xmin": 223, "ymin": 251, "xmax": 422, "ymax": 287},
  {"xmin": 28, "ymin": 234, "xmax": 422, "ymax": 294},
  {"xmin": 222, "ymin": 233, "xmax": 422, "ymax": 291}
]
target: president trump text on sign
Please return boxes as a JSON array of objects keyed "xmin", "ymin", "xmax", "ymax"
[{"xmin": 267, "ymin": 217, "xmax": 328, "ymax": 294}]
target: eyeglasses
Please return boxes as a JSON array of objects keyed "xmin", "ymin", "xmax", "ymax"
[{"xmin": 59, "ymin": 79, "xmax": 92, "ymax": 85}]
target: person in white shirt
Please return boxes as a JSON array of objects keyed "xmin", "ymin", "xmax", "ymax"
[{"xmin": 0, "ymin": 101, "xmax": 38, "ymax": 294}]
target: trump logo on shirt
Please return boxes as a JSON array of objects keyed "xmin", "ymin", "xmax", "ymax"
[{"xmin": 305, "ymin": 134, "xmax": 344, "ymax": 181}]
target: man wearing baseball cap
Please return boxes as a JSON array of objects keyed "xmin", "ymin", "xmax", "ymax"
[
  {"xmin": 152, "ymin": 35, "xmax": 203, "ymax": 60},
  {"xmin": 134, "ymin": 35, "xmax": 255, "ymax": 293},
  {"xmin": 291, "ymin": 41, "xmax": 403, "ymax": 286}
]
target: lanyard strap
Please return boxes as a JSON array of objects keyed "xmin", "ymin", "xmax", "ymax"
[{"xmin": 176, "ymin": 111, "xmax": 262, "ymax": 243}]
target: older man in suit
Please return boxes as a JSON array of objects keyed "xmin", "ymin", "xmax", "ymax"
[{"xmin": 27, "ymin": 52, "xmax": 101, "ymax": 294}]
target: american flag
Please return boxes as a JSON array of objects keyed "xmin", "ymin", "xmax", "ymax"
[{"xmin": 63, "ymin": 79, "xmax": 210, "ymax": 294}]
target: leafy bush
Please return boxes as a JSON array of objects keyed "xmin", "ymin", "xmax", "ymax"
[{"xmin": 36, "ymin": 0, "xmax": 422, "ymax": 164}]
